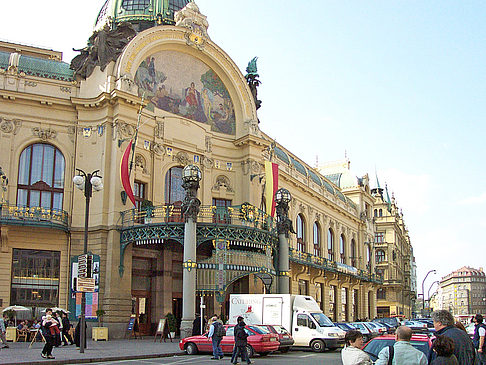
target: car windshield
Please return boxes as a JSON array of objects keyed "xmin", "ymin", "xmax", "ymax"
[
  {"xmin": 311, "ymin": 312, "xmax": 334, "ymax": 327},
  {"xmin": 363, "ymin": 339, "xmax": 430, "ymax": 361},
  {"xmin": 273, "ymin": 326, "xmax": 290, "ymax": 334}
]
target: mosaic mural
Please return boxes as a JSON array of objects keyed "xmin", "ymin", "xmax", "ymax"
[{"xmin": 135, "ymin": 51, "xmax": 235, "ymax": 135}]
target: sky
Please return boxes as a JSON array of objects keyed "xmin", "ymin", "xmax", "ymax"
[{"xmin": 1, "ymin": 0, "xmax": 485, "ymax": 301}]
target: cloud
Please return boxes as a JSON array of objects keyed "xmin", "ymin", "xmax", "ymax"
[{"xmin": 457, "ymin": 192, "xmax": 486, "ymax": 206}]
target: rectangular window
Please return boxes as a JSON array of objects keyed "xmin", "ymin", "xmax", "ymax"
[
  {"xmin": 298, "ymin": 279, "xmax": 309, "ymax": 296},
  {"xmin": 134, "ymin": 181, "xmax": 147, "ymax": 211},
  {"xmin": 11, "ymin": 249, "xmax": 60, "ymax": 307},
  {"xmin": 212, "ymin": 198, "xmax": 232, "ymax": 224},
  {"xmin": 375, "ymin": 232, "xmax": 384, "ymax": 243}
]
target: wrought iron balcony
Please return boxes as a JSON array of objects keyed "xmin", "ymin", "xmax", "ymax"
[
  {"xmin": 289, "ymin": 248, "xmax": 382, "ymax": 284},
  {"xmin": 0, "ymin": 203, "xmax": 69, "ymax": 231}
]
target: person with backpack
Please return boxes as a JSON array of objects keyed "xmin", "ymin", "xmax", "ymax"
[
  {"xmin": 232, "ymin": 316, "xmax": 251, "ymax": 365},
  {"xmin": 375, "ymin": 326, "xmax": 427, "ymax": 365},
  {"xmin": 473, "ymin": 314, "xmax": 486, "ymax": 364},
  {"xmin": 208, "ymin": 314, "xmax": 225, "ymax": 360}
]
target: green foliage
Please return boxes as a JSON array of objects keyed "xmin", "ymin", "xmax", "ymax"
[
  {"xmin": 166, "ymin": 313, "xmax": 177, "ymax": 332},
  {"xmin": 200, "ymin": 69, "xmax": 229, "ymax": 99},
  {"xmin": 96, "ymin": 309, "xmax": 106, "ymax": 326}
]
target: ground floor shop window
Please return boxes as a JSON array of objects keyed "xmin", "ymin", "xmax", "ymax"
[{"xmin": 10, "ymin": 249, "xmax": 60, "ymax": 307}]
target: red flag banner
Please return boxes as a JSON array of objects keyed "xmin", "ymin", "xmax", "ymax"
[
  {"xmin": 120, "ymin": 141, "xmax": 136, "ymax": 207},
  {"xmin": 264, "ymin": 161, "xmax": 279, "ymax": 217}
]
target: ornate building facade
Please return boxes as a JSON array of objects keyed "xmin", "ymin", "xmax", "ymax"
[
  {"xmin": 0, "ymin": 0, "xmax": 413, "ymax": 338},
  {"xmin": 370, "ymin": 185, "xmax": 417, "ymax": 318}
]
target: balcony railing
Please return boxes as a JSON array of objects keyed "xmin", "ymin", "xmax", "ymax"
[
  {"xmin": 120, "ymin": 203, "xmax": 275, "ymax": 232},
  {"xmin": 0, "ymin": 204, "xmax": 69, "ymax": 231},
  {"xmin": 289, "ymin": 247, "xmax": 382, "ymax": 284}
]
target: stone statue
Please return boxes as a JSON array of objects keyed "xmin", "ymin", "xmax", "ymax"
[
  {"xmin": 245, "ymin": 57, "xmax": 262, "ymax": 110},
  {"xmin": 70, "ymin": 22, "xmax": 137, "ymax": 79}
]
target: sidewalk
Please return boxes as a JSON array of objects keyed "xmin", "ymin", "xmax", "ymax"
[{"xmin": 0, "ymin": 338, "xmax": 184, "ymax": 365}]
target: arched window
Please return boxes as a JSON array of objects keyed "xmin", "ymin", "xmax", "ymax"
[
  {"xmin": 376, "ymin": 249, "xmax": 386, "ymax": 263},
  {"xmin": 377, "ymin": 288, "xmax": 386, "ymax": 300},
  {"xmin": 313, "ymin": 222, "xmax": 321, "ymax": 256},
  {"xmin": 328, "ymin": 228, "xmax": 334, "ymax": 261},
  {"xmin": 17, "ymin": 143, "xmax": 65, "ymax": 210},
  {"xmin": 374, "ymin": 209, "xmax": 377, "ymax": 217},
  {"xmin": 367, "ymin": 246, "xmax": 372, "ymax": 267},
  {"xmin": 164, "ymin": 166, "xmax": 185, "ymax": 204},
  {"xmin": 296, "ymin": 214, "xmax": 305, "ymax": 252},
  {"xmin": 350, "ymin": 239, "xmax": 356, "ymax": 267},
  {"xmin": 379, "ymin": 209, "xmax": 383, "ymax": 217},
  {"xmin": 392, "ymin": 250, "xmax": 397, "ymax": 261},
  {"xmin": 340, "ymin": 234, "xmax": 346, "ymax": 264}
]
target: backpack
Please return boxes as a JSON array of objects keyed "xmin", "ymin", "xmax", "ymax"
[{"xmin": 214, "ymin": 322, "xmax": 226, "ymax": 337}]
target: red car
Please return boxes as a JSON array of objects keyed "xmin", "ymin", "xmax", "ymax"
[
  {"xmin": 179, "ymin": 324, "xmax": 279, "ymax": 357},
  {"xmin": 259, "ymin": 325, "xmax": 294, "ymax": 352},
  {"xmin": 362, "ymin": 333, "xmax": 434, "ymax": 362}
]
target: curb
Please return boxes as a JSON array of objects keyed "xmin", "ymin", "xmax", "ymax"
[{"xmin": 0, "ymin": 351, "xmax": 185, "ymax": 365}]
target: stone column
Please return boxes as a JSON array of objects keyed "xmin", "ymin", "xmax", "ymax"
[{"xmin": 179, "ymin": 165, "xmax": 201, "ymax": 339}]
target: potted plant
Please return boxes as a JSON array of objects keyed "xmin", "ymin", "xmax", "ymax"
[
  {"xmin": 141, "ymin": 199, "xmax": 154, "ymax": 223},
  {"xmin": 166, "ymin": 313, "xmax": 177, "ymax": 339},
  {"xmin": 96, "ymin": 309, "xmax": 105, "ymax": 327}
]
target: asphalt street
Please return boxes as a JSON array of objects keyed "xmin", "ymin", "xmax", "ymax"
[{"xmin": 89, "ymin": 350, "xmax": 343, "ymax": 365}]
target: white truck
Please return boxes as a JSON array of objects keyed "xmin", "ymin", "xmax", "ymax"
[{"xmin": 228, "ymin": 294, "xmax": 345, "ymax": 352}]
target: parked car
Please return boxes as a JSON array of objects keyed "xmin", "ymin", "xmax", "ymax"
[
  {"xmin": 362, "ymin": 333, "xmax": 434, "ymax": 362},
  {"xmin": 350, "ymin": 322, "xmax": 375, "ymax": 342},
  {"xmin": 380, "ymin": 322, "xmax": 396, "ymax": 334},
  {"xmin": 403, "ymin": 320, "xmax": 429, "ymax": 333},
  {"xmin": 373, "ymin": 317, "xmax": 401, "ymax": 330},
  {"xmin": 259, "ymin": 325, "xmax": 294, "ymax": 352},
  {"xmin": 334, "ymin": 322, "xmax": 356, "ymax": 332},
  {"xmin": 179, "ymin": 324, "xmax": 279, "ymax": 357},
  {"xmin": 366, "ymin": 321, "xmax": 388, "ymax": 335}
]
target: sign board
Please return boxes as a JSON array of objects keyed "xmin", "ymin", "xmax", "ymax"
[
  {"xmin": 154, "ymin": 318, "xmax": 172, "ymax": 342},
  {"xmin": 77, "ymin": 277, "xmax": 96, "ymax": 292},
  {"xmin": 78, "ymin": 254, "xmax": 88, "ymax": 278},
  {"xmin": 126, "ymin": 314, "xmax": 139, "ymax": 339}
]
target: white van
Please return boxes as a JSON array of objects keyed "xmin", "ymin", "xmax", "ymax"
[{"xmin": 229, "ymin": 294, "xmax": 345, "ymax": 352}]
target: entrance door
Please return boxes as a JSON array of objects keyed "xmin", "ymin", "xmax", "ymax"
[{"xmin": 132, "ymin": 292, "xmax": 151, "ymax": 335}]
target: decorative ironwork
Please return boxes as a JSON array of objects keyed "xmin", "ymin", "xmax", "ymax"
[
  {"xmin": 182, "ymin": 259, "xmax": 197, "ymax": 272},
  {"xmin": 0, "ymin": 204, "xmax": 69, "ymax": 231},
  {"xmin": 275, "ymin": 188, "xmax": 295, "ymax": 237},
  {"xmin": 289, "ymin": 248, "xmax": 382, "ymax": 284},
  {"xmin": 181, "ymin": 165, "xmax": 201, "ymax": 222}
]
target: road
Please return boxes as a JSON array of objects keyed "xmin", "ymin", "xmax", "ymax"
[{"xmin": 91, "ymin": 350, "xmax": 343, "ymax": 365}]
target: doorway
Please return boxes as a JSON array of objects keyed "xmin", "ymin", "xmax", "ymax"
[
  {"xmin": 132, "ymin": 292, "xmax": 151, "ymax": 335},
  {"xmin": 131, "ymin": 256, "xmax": 154, "ymax": 335}
]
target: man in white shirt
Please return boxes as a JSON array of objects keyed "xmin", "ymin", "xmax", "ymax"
[{"xmin": 375, "ymin": 326, "xmax": 427, "ymax": 365}]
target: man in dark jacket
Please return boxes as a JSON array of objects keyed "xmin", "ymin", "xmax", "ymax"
[
  {"xmin": 61, "ymin": 312, "xmax": 74, "ymax": 346},
  {"xmin": 233, "ymin": 317, "xmax": 251, "ymax": 365},
  {"xmin": 473, "ymin": 314, "xmax": 486, "ymax": 364},
  {"xmin": 431, "ymin": 310, "xmax": 477, "ymax": 365}
]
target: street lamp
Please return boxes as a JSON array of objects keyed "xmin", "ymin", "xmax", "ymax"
[
  {"xmin": 275, "ymin": 188, "xmax": 293, "ymax": 294},
  {"xmin": 422, "ymin": 269, "xmax": 437, "ymax": 313},
  {"xmin": 180, "ymin": 164, "xmax": 201, "ymax": 339},
  {"xmin": 73, "ymin": 169, "xmax": 103, "ymax": 353},
  {"xmin": 0, "ymin": 166, "xmax": 8, "ymax": 203}
]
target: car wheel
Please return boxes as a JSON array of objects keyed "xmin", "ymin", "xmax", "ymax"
[
  {"xmin": 280, "ymin": 347, "xmax": 290, "ymax": 353},
  {"xmin": 246, "ymin": 345, "xmax": 254, "ymax": 358},
  {"xmin": 185, "ymin": 342, "xmax": 198, "ymax": 355},
  {"xmin": 310, "ymin": 339, "xmax": 325, "ymax": 353}
]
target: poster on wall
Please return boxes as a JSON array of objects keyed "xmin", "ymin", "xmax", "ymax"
[
  {"xmin": 134, "ymin": 50, "xmax": 236, "ymax": 135},
  {"xmin": 69, "ymin": 253, "xmax": 100, "ymax": 320}
]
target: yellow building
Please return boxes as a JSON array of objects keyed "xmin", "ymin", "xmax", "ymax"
[
  {"xmin": 0, "ymin": 1, "xmax": 401, "ymax": 338},
  {"xmin": 371, "ymin": 184, "xmax": 416, "ymax": 318}
]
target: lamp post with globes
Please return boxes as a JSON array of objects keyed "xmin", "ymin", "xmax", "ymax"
[
  {"xmin": 73, "ymin": 169, "xmax": 103, "ymax": 353},
  {"xmin": 422, "ymin": 269, "xmax": 436, "ymax": 314},
  {"xmin": 275, "ymin": 188, "xmax": 294, "ymax": 294},
  {"xmin": 180, "ymin": 164, "xmax": 201, "ymax": 339}
]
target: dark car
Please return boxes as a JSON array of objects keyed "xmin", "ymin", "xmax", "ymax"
[
  {"xmin": 373, "ymin": 317, "xmax": 401, "ymax": 330},
  {"xmin": 362, "ymin": 334, "xmax": 434, "ymax": 362},
  {"xmin": 179, "ymin": 324, "xmax": 279, "ymax": 358},
  {"xmin": 259, "ymin": 325, "xmax": 294, "ymax": 352}
]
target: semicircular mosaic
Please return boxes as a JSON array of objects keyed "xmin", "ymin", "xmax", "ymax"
[{"xmin": 135, "ymin": 50, "xmax": 235, "ymax": 135}]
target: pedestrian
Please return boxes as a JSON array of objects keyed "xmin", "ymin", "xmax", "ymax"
[
  {"xmin": 473, "ymin": 314, "xmax": 486, "ymax": 364},
  {"xmin": 375, "ymin": 326, "xmax": 428, "ymax": 365},
  {"xmin": 192, "ymin": 313, "xmax": 206, "ymax": 336},
  {"xmin": 61, "ymin": 312, "xmax": 74, "ymax": 345},
  {"xmin": 0, "ymin": 313, "xmax": 9, "ymax": 348},
  {"xmin": 341, "ymin": 329, "xmax": 373, "ymax": 365},
  {"xmin": 41, "ymin": 308, "xmax": 58, "ymax": 359},
  {"xmin": 430, "ymin": 335, "xmax": 459, "ymax": 365},
  {"xmin": 431, "ymin": 310, "xmax": 477, "ymax": 365},
  {"xmin": 207, "ymin": 314, "xmax": 224, "ymax": 360},
  {"xmin": 52, "ymin": 312, "xmax": 62, "ymax": 347},
  {"xmin": 232, "ymin": 316, "xmax": 251, "ymax": 365}
]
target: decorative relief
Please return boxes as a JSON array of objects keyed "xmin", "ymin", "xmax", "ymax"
[
  {"xmin": 67, "ymin": 125, "xmax": 76, "ymax": 143},
  {"xmin": 175, "ymin": 151, "xmax": 190, "ymax": 166},
  {"xmin": 135, "ymin": 154, "xmax": 148, "ymax": 174},
  {"xmin": 0, "ymin": 119, "xmax": 21, "ymax": 135},
  {"xmin": 244, "ymin": 119, "xmax": 261, "ymax": 136},
  {"xmin": 60, "ymin": 86, "xmax": 71, "ymax": 93},
  {"xmin": 113, "ymin": 121, "xmax": 135, "ymax": 140},
  {"xmin": 25, "ymin": 81, "xmax": 37, "ymax": 87},
  {"xmin": 151, "ymin": 142, "xmax": 165, "ymax": 156},
  {"xmin": 205, "ymin": 136, "xmax": 212, "ymax": 153},
  {"xmin": 241, "ymin": 159, "xmax": 261, "ymax": 175},
  {"xmin": 155, "ymin": 121, "xmax": 164, "ymax": 139},
  {"xmin": 212, "ymin": 175, "xmax": 233, "ymax": 192},
  {"xmin": 175, "ymin": 2, "xmax": 210, "ymax": 51},
  {"xmin": 315, "ymin": 213, "xmax": 321, "ymax": 223},
  {"xmin": 32, "ymin": 127, "xmax": 57, "ymax": 140},
  {"xmin": 202, "ymin": 156, "xmax": 213, "ymax": 169},
  {"xmin": 119, "ymin": 73, "xmax": 135, "ymax": 92}
]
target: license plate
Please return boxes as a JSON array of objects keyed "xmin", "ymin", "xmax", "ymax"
[
  {"xmin": 270, "ymin": 338, "xmax": 276, "ymax": 341},
  {"xmin": 282, "ymin": 335, "xmax": 289, "ymax": 339}
]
